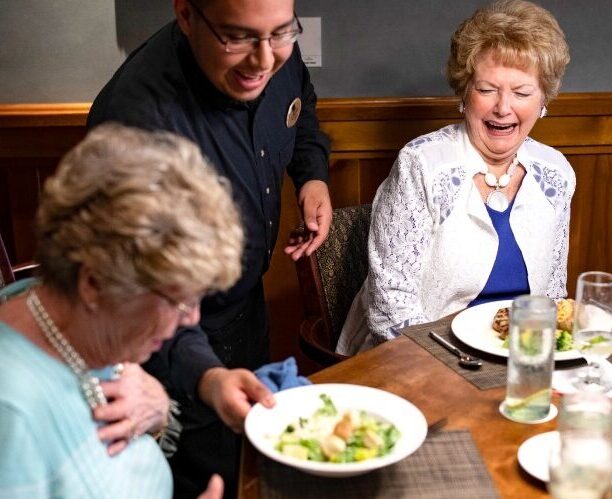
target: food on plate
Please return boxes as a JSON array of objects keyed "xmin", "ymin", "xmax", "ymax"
[
  {"xmin": 275, "ymin": 394, "xmax": 400, "ymax": 463},
  {"xmin": 493, "ymin": 299, "xmax": 575, "ymax": 351},
  {"xmin": 554, "ymin": 329, "xmax": 573, "ymax": 352},
  {"xmin": 492, "ymin": 307, "xmax": 511, "ymax": 340},
  {"xmin": 555, "ymin": 298, "xmax": 574, "ymax": 332}
]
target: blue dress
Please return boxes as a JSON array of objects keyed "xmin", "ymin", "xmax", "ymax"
[
  {"xmin": 469, "ymin": 200, "xmax": 530, "ymax": 306},
  {"xmin": 0, "ymin": 320, "xmax": 173, "ymax": 498}
]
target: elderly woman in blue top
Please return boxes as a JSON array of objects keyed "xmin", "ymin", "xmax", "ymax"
[
  {"xmin": 338, "ymin": 0, "xmax": 575, "ymax": 355},
  {"xmin": 0, "ymin": 124, "xmax": 266, "ymax": 498}
]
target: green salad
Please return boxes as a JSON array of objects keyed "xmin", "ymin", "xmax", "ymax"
[
  {"xmin": 275, "ymin": 394, "xmax": 400, "ymax": 463},
  {"xmin": 555, "ymin": 329, "xmax": 573, "ymax": 351},
  {"xmin": 502, "ymin": 329, "xmax": 573, "ymax": 352}
]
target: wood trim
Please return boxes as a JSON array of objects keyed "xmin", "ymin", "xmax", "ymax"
[
  {"xmin": 316, "ymin": 92, "xmax": 612, "ymax": 120},
  {"xmin": 2, "ymin": 93, "xmax": 611, "ymax": 159},
  {"xmin": 0, "ymin": 103, "xmax": 90, "ymax": 127},
  {"xmin": 2, "ymin": 91, "xmax": 612, "ymax": 125}
]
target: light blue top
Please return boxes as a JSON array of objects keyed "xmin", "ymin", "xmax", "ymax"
[{"xmin": 0, "ymin": 322, "xmax": 173, "ymax": 498}]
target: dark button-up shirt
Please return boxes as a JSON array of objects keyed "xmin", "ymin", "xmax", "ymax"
[{"xmin": 88, "ymin": 22, "xmax": 330, "ymax": 401}]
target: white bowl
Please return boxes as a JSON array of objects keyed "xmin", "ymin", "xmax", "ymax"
[{"xmin": 245, "ymin": 383, "xmax": 428, "ymax": 477}]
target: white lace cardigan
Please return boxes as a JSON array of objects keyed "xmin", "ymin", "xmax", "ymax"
[{"xmin": 336, "ymin": 123, "xmax": 576, "ymax": 356}]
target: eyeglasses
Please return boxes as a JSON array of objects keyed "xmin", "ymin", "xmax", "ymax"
[
  {"xmin": 152, "ymin": 289, "xmax": 200, "ymax": 318},
  {"xmin": 186, "ymin": 0, "xmax": 303, "ymax": 54}
]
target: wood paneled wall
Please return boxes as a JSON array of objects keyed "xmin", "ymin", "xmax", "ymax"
[{"xmin": 1, "ymin": 95, "xmax": 611, "ymax": 372}]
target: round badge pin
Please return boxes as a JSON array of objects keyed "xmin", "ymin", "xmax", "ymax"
[{"xmin": 286, "ymin": 97, "xmax": 301, "ymax": 128}]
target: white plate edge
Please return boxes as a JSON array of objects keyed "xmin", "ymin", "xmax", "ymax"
[
  {"xmin": 451, "ymin": 300, "xmax": 582, "ymax": 361},
  {"xmin": 244, "ymin": 383, "xmax": 428, "ymax": 473},
  {"xmin": 517, "ymin": 431, "xmax": 558, "ymax": 482}
]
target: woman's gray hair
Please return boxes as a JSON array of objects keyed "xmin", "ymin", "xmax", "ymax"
[
  {"xmin": 447, "ymin": 0, "xmax": 570, "ymax": 103},
  {"xmin": 36, "ymin": 123, "xmax": 243, "ymax": 302}
]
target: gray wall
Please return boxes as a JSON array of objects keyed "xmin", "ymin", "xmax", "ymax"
[{"xmin": 1, "ymin": 0, "xmax": 610, "ymax": 103}]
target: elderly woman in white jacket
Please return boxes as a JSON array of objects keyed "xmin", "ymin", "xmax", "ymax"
[{"xmin": 337, "ymin": 0, "xmax": 575, "ymax": 355}]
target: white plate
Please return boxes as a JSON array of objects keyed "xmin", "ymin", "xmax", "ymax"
[
  {"xmin": 517, "ymin": 431, "xmax": 559, "ymax": 482},
  {"xmin": 245, "ymin": 383, "xmax": 427, "ymax": 477},
  {"xmin": 451, "ymin": 299, "xmax": 582, "ymax": 361}
]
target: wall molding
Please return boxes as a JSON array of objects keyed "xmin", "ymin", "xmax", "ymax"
[{"xmin": 2, "ymin": 92, "xmax": 611, "ymax": 156}]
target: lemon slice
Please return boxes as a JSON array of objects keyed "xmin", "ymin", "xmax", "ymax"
[{"xmin": 505, "ymin": 388, "xmax": 551, "ymax": 410}]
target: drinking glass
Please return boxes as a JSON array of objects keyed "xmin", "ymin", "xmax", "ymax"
[
  {"xmin": 548, "ymin": 392, "xmax": 612, "ymax": 499},
  {"xmin": 572, "ymin": 271, "xmax": 612, "ymax": 392},
  {"xmin": 501, "ymin": 295, "xmax": 556, "ymax": 423}
]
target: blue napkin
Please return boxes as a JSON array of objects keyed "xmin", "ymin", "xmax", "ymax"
[{"xmin": 254, "ymin": 357, "xmax": 311, "ymax": 393}]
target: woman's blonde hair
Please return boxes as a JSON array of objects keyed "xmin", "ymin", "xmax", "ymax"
[
  {"xmin": 36, "ymin": 123, "xmax": 243, "ymax": 302},
  {"xmin": 447, "ymin": 0, "xmax": 570, "ymax": 103}
]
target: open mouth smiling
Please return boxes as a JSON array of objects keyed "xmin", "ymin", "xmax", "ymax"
[{"xmin": 485, "ymin": 120, "xmax": 517, "ymax": 133}]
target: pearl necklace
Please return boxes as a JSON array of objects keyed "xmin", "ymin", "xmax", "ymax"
[
  {"xmin": 26, "ymin": 290, "xmax": 108, "ymax": 409},
  {"xmin": 479, "ymin": 155, "xmax": 519, "ymax": 212}
]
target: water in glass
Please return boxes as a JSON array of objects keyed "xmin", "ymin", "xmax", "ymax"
[
  {"xmin": 572, "ymin": 271, "xmax": 612, "ymax": 391},
  {"xmin": 502, "ymin": 295, "xmax": 556, "ymax": 423},
  {"xmin": 548, "ymin": 393, "xmax": 612, "ymax": 499}
]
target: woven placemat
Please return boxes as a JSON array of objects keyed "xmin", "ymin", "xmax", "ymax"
[
  {"xmin": 258, "ymin": 430, "xmax": 499, "ymax": 499},
  {"xmin": 398, "ymin": 314, "xmax": 508, "ymax": 390},
  {"xmin": 397, "ymin": 313, "xmax": 587, "ymax": 390}
]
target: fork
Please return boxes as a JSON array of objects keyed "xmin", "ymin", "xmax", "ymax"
[{"xmin": 427, "ymin": 417, "xmax": 448, "ymax": 435}]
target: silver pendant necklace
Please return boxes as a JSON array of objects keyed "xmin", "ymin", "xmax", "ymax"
[
  {"xmin": 26, "ymin": 289, "xmax": 108, "ymax": 409},
  {"xmin": 480, "ymin": 155, "xmax": 519, "ymax": 212}
]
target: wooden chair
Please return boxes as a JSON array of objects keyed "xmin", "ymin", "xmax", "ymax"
[
  {"xmin": 0, "ymin": 232, "xmax": 38, "ymax": 288},
  {"xmin": 295, "ymin": 204, "xmax": 372, "ymax": 366}
]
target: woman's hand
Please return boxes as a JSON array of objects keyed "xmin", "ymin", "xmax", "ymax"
[
  {"xmin": 197, "ymin": 367, "xmax": 275, "ymax": 433},
  {"xmin": 94, "ymin": 362, "xmax": 170, "ymax": 456}
]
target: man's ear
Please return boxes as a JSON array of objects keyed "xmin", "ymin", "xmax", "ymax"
[
  {"xmin": 77, "ymin": 266, "xmax": 101, "ymax": 313},
  {"xmin": 174, "ymin": 0, "xmax": 195, "ymax": 37}
]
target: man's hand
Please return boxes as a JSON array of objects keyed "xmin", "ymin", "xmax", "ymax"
[
  {"xmin": 197, "ymin": 474, "xmax": 224, "ymax": 499},
  {"xmin": 197, "ymin": 367, "xmax": 275, "ymax": 433},
  {"xmin": 284, "ymin": 180, "xmax": 332, "ymax": 261},
  {"xmin": 94, "ymin": 363, "xmax": 170, "ymax": 456}
]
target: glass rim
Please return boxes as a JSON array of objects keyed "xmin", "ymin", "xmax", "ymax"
[
  {"xmin": 511, "ymin": 294, "xmax": 556, "ymax": 311},
  {"xmin": 577, "ymin": 271, "xmax": 612, "ymax": 286}
]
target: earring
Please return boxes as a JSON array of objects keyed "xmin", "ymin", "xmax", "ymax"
[
  {"xmin": 458, "ymin": 101, "xmax": 465, "ymax": 113},
  {"xmin": 539, "ymin": 106, "xmax": 547, "ymax": 118}
]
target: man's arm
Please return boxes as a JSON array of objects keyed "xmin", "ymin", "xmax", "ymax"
[
  {"xmin": 144, "ymin": 326, "xmax": 223, "ymax": 405},
  {"xmin": 285, "ymin": 47, "xmax": 330, "ymax": 189},
  {"xmin": 144, "ymin": 328, "xmax": 275, "ymax": 433},
  {"xmin": 284, "ymin": 46, "xmax": 332, "ymax": 260},
  {"xmin": 197, "ymin": 367, "xmax": 275, "ymax": 433}
]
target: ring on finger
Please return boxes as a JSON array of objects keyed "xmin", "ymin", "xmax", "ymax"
[{"xmin": 112, "ymin": 362, "xmax": 125, "ymax": 380}]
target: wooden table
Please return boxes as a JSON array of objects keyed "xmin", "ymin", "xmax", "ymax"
[{"xmin": 239, "ymin": 335, "xmax": 557, "ymax": 498}]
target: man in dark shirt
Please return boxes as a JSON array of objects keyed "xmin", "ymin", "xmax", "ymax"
[{"xmin": 88, "ymin": 0, "xmax": 331, "ymax": 497}]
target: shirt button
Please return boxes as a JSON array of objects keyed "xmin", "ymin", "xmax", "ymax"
[
  {"xmin": 260, "ymin": 149, "xmax": 265, "ymax": 157},
  {"xmin": 265, "ymin": 187, "xmax": 270, "ymax": 194},
  {"xmin": 269, "ymin": 220, "xmax": 273, "ymax": 226}
]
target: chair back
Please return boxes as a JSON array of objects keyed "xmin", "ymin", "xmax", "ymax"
[
  {"xmin": 0, "ymin": 231, "xmax": 39, "ymax": 290},
  {"xmin": 295, "ymin": 204, "xmax": 372, "ymax": 365},
  {"xmin": 0, "ymin": 232, "xmax": 15, "ymax": 287}
]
